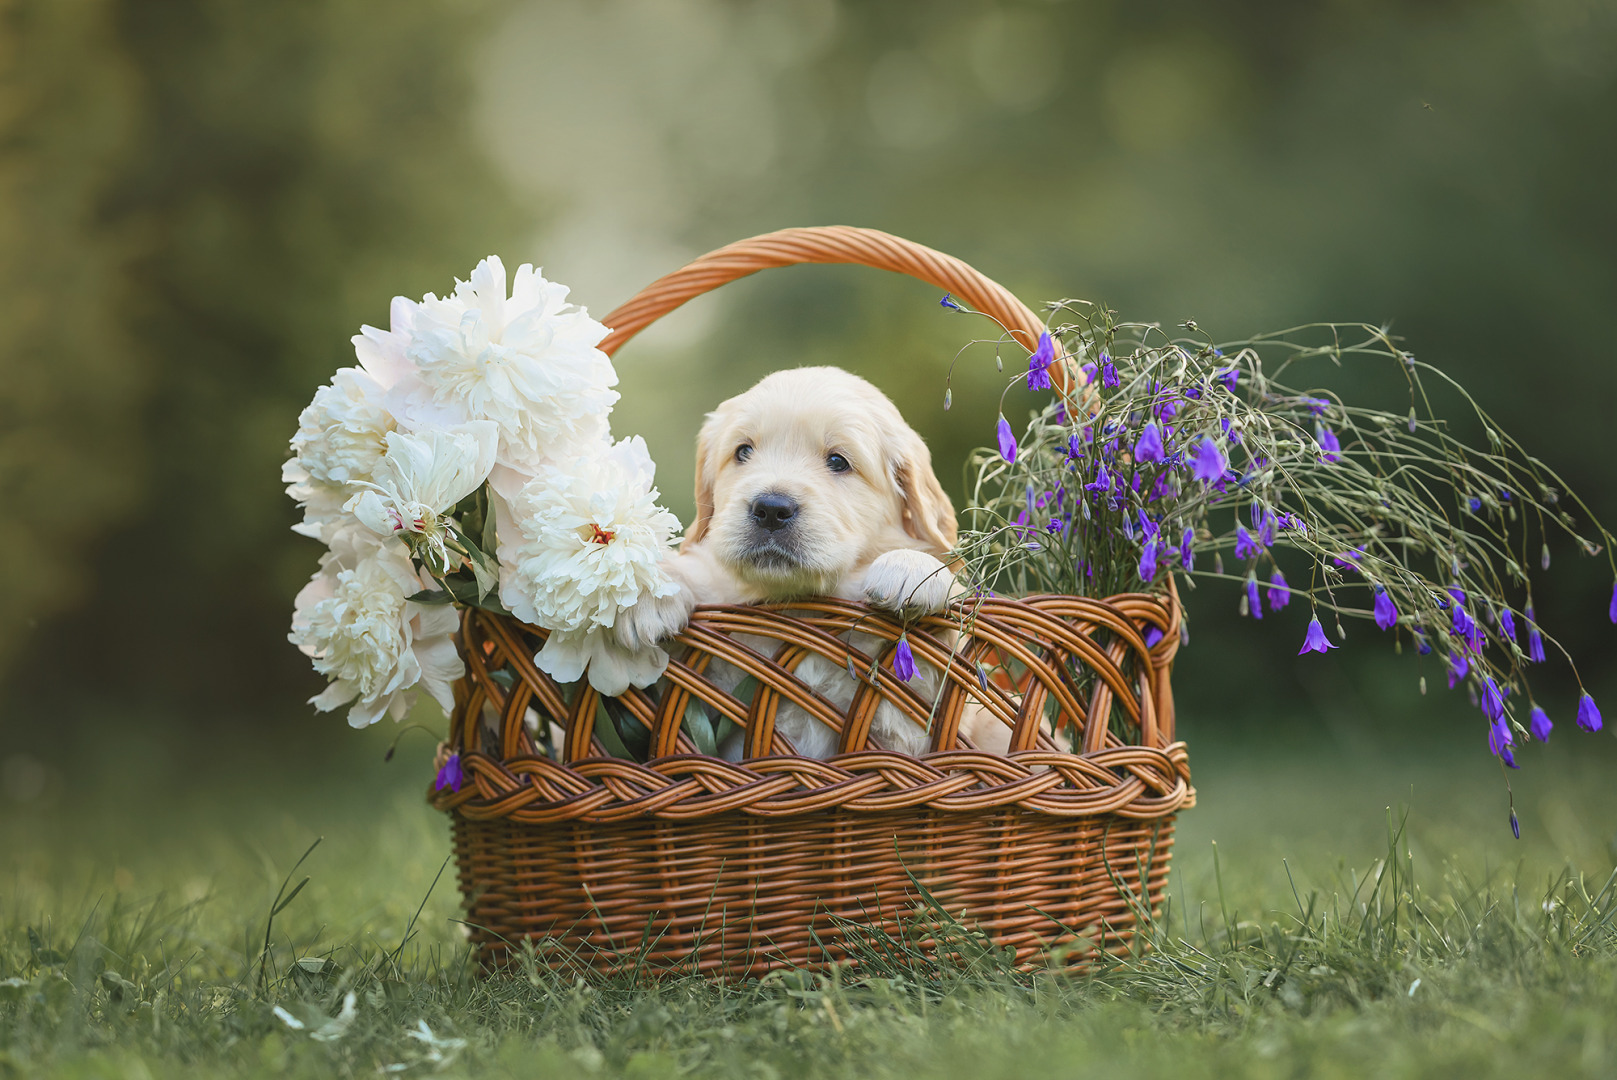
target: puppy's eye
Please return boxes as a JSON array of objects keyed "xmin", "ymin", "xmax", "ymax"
[
  {"xmin": 826, "ymin": 452, "xmax": 851, "ymax": 474},
  {"xmin": 734, "ymin": 444, "xmax": 753, "ymax": 463}
]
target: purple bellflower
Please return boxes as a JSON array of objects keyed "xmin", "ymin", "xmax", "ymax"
[
  {"xmin": 1026, "ymin": 332, "xmax": 1056, "ymax": 390},
  {"xmin": 1526, "ymin": 605, "xmax": 1546, "ymax": 663},
  {"xmin": 1144, "ymin": 626, "xmax": 1165, "ymax": 648},
  {"xmin": 1215, "ymin": 367, "xmax": 1239, "ymax": 391},
  {"xmin": 1610, "ymin": 583, "xmax": 1617, "ymax": 623},
  {"xmin": 1446, "ymin": 652, "xmax": 1469, "ymax": 689},
  {"xmin": 1299, "ymin": 615, "xmax": 1337, "ymax": 654},
  {"xmin": 1080, "ymin": 361, "xmax": 1097, "ymax": 385},
  {"xmin": 1449, "ymin": 589, "xmax": 1477, "ymax": 641},
  {"xmin": 997, "ymin": 417, "xmax": 1017, "ymax": 463},
  {"xmin": 1180, "ymin": 526, "xmax": 1195, "ymax": 571},
  {"xmin": 940, "ymin": 292, "xmax": 962, "ymax": 310},
  {"xmin": 1510, "ymin": 808, "xmax": 1521, "ymax": 839},
  {"xmin": 1487, "ymin": 717, "xmax": 1512, "ymax": 756},
  {"xmin": 1373, "ymin": 587, "xmax": 1398, "ymax": 631},
  {"xmin": 1269, "ymin": 570, "xmax": 1291, "ymax": 611},
  {"xmin": 1134, "ymin": 421, "xmax": 1166, "ymax": 464},
  {"xmin": 1318, "ymin": 426, "xmax": 1343, "ymax": 463},
  {"xmin": 1498, "ymin": 607, "xmax": 1516, "ymax": 641},
  {"xmin": 1481, "ymin": 676, "xmax": 1506, "ymax": 722},
  {"xmin": 1246, "ymin": 574, "xmax": 1263, "ymax": 620},
  {"xmin": 1234, "ymin": 525, "xmax": 1261, "ymax": 561},
  {"xmin": 1577, "ymin": 693, "xmax": 1603, "ymax": 732},
  {"xmin": 1332, "ymin": 546, "xmax": 1365, "ymax": 570},
  {"xmin": 1302, "ymin": 396, "xmax": 1330, "ymax": 415},
  {"xmin": 1138, "ymin": 541, "xmax": 1159, "ymax": 583},
  {"xmin": 435, "ymin": 753, "xmax": 464, "ymax": 793},
  {"xmin": 1258, "ymin": 511, "xmax": 1277, "ymax": 548},
  {"xmin": 1530, "ymin": 705, "xmax": 1552, "ymax": 742},
  {"xmin": 893, "ymin": 636, "xmax": 918, "ymax": 682},
  {"xmin": 1190, "ymin": 437, "xmax": 1227, "ymax": 484},
  {"xmin": 1413, "ymin": 628, "xmax": 1431, "ymax": 655},
  {"xmin": 1100, "ymin": 352, "xmax": 1120, "ymax": 388}
]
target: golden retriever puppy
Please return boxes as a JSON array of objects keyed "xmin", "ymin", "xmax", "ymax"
[{"xmin": 615, "ymin": 367, "xmax": 1001, "ymax": 758}]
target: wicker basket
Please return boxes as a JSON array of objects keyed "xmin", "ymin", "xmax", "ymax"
[{"xmin": 428, "ymin": 227, "xmax": 1195, "ymax": 977}]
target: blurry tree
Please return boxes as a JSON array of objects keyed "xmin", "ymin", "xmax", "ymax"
[
  {"xmin": 0, "ymin": 0, "xmax": 527, "ymax": 710},
  {"xmin": 0, "ymin": 1, "xmax": 142, "ymax": 673},
  {"xmin": 3, "ymin": 0, "xmax": 1614, "ymax": 740},
  {"xmin": 489, "ymin": 0, "xmax": 1615, "ymax": 721}
]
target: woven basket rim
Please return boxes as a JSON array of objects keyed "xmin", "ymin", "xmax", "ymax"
[{"xmin": 431, "ymin": 588, "xmax": 1194, "ymax": 824}]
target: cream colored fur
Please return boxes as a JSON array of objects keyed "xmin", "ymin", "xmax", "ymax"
[{"xmin": 615, "ymin": 367, "xmax": 1008, "ymax": 758}]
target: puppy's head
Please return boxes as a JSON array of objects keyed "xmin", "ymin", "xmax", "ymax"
[{"xmin": 685, "ymin": 368, "xmax": 955, "ymax": 597}]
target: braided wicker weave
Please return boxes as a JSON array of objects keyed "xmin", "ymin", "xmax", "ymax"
[{"xmin": 429, "ymin": 227, "xmax": 1195, "ymax": 977}]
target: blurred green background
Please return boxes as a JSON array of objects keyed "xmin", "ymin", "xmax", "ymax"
[{"xmin": 1, "ymin": 0, "xmax": 1613, "ymax": 845}]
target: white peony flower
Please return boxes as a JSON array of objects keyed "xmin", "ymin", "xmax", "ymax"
[
  {"xmin": 349, "ymin": 294, "xmax": 419, "ymax": 391},
  {"xmin": 283, "ymin": 367, "xmax": 395, "ymax": 542},
  {"xmin": 535, "ymin": 626, "xmax": 670, "ymax": 697},
  {"xmin": 347, "ymin": 423, "xmax": 498, "ymax": 569},
  {"xmin": 288, "ymin": 529, "xmax": 462, "ymax": 728},
  {"xmin": 492, "ymin": 436, "xmax": 682, "ymax": 634},
  {"xmin": 379, "ymin": 256, "xmax": 620, "ymax": 469}
]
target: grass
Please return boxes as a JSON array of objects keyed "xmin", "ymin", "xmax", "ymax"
[{"xmin": 3, "ymin": 717, "xmax": 1615, "ymax": 1079}]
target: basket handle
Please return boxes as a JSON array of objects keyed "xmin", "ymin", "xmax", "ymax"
[{"xmin": 598, "ymin": 225, "xmax": 1072, "ymax": 393}]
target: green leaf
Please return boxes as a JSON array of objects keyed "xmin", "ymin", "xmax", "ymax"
[
  {"xmin": 480, "ymin": 483, "xmax": 499, "ymax": 555},
  {"xmin": 424, "ymin": 572, "xmax": 510, "ymax": 615},
  {"xmin": 406, "ymin": 588, "xmax": 453, "ymax": 605},
  {"xmin": 603, "ymin": 697, "xmax": 650, "ymax": 761},
  {"xmin": 731, "ymin": 676, "xmax": 760, "ymax": 705},
  {"xmin": 681, "ymin": 698, "xmax": 717, "ymax": 757},
  {"xmin": 465, "ymin": 545, "xmax": 499, "ymax": 601},
  {"xmin": 592, "ymin": 700, "xmax": 634, "ymax": 761}
]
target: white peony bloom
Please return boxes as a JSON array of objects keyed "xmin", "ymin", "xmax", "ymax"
[
  {"xmin": 288, "ymin": 529, "xmax": 462, "ymax": 728},
  {"xmin": 535, "ymin": 625, "xmax": 669, "ymax": 697},
  {"xmin": 492, "ymin": 435, "xmax": 682, "ymax": 634},
  {"xmin": 350, "ymin": 294, "xmax": 419, "ymax": 391},
  {"xmin": 346, "ymin": 423, "xmax": 498, "ymax": 568},
  {"xmin": 379, "ymin": 256, "xmax": 620, "ymax": 469},
  {"xmin": 283, "ymin": 367, "xmax": 395, "ymax": 542}
]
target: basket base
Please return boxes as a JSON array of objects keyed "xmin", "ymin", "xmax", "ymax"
[{"xmin": 449, "ymin": 807, "xmax": 1175, "ymax": 978}]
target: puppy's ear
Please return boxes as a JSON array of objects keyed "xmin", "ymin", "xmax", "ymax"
[
  {"xmin": 892, "ymin": 430, "xmax": 957, "ymax": 554},
  {"xmin": 683, "ymin": 412, "xmax": 722, "ymax": 549}
]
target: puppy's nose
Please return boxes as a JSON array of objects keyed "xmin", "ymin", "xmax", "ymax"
[{"xmin": 749, "ymin": 493, "xmax": 798, "ymax": 532}]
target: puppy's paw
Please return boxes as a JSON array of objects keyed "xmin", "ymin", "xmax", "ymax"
[
  {"xmin": 613, "ymin": 584, "xmax": 696, "ymax": 650},
  {"xmin": 863, "ymin": 549, "xmax": 954, "ymax": 618}
]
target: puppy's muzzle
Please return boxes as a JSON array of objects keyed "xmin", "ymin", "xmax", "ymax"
[
  {"xmin": 740, "ymin": 490, "xmax": 807, "ymax": 568},
  {"xmin": 749, "ymin": 492, "xmax": 798, "ymax": 532}
]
